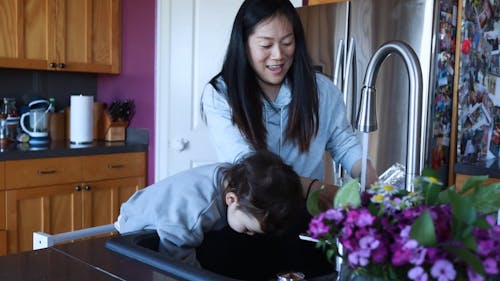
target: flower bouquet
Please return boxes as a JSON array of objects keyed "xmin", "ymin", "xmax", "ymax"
[{"xmin": 307, "ymin": 169, "xmax": 500, "ymax": 281}]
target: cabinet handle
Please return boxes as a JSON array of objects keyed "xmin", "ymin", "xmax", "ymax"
[
  {"xmin": 49, "ymin": 62, "xmax": 57, "ymax": 68},
  {"xmin": 108, "ymin": 164, "xmax": 125, "ymax": 169},
  {"xmin": 37, "ymin": 170, "xmax": 57, "ymax": 175},
  {"xmin": 74, "ymin": 185, "xmax": 82, "ymax": 191},
  {"xmin": 84, "ymin": 185, "xmax": 91, "ymax": 191},
  {"xmin": 59, "ymin": 63, "xmax": 66, "ymax": 69}
]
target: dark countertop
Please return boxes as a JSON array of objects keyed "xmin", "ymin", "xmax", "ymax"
[
  {"xmin": 0, "ymin": 236, "xmax": 184, "ymax": 281},
  {"xmin": 454, "ymin": 158, "xmax": 500, "ymax": 178},
  {"xmin": 0, "ymin": 129, "xmax": 148, "ymax": 161},
  {"xmin": 0, "ymin": 235, "xmax": 336, "ymax": 281}
]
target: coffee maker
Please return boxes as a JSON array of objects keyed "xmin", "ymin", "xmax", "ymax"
[{"xmin": 20, "ymin": 99, "xmax": 51, "ymax": 145}]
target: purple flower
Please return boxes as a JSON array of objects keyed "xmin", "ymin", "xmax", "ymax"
[
  {"xmin": 356, "ymin": 209, "xmax": 375, "ymax": 227},
  {"xmin": 308, "ymin": 213, "xmax": 329, "ymax": 239},
  {"xmin": 430, "ymin": 259, "xmax": 456, "ymax": 281},
  {"xmin": 467, "ymin": 268, "xmax": 485, "ymax": 281},
  {"xmin": 359, "ymin": 235, "xmax": 380, "ymax": 250},
  {"xmin": 348, "ymin": 249, "xmax": 370, "ymax": 266},
  {"xmin": 324, "ymin": 208, "xmax": 344, "ymax": 222},
  {"xmin": 483, "ymin": 257, "xmax": 499, "ymax": 275},
  {"xmin": 408, "ymin": 266, "xmax": 428, "ymax": 281}
]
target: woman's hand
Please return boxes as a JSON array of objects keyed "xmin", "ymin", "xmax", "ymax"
[
  {"xmin": 302, "ymin": 178, "xmax": 338, "ymax": 212},
  {"xmin": 351, "ymin": 159, "xmax": 378, "ymax": 188}
]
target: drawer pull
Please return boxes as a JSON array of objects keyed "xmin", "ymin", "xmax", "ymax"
[
  {"xmin": 75, "ymin": 185, "xmax": 82, "ymax": 191},
  {"xmin": 108, "ymin": 164, "xmax": 125, "ymax": 169},
  {"xmin": 85, "ymin": 185, "xmax": 92, "ymax": 191},
  {"xmin": 37, "ymin": 170, "xmax": 57, "ymax": 175}
]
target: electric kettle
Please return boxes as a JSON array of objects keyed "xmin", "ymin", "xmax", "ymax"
[{"xmin": 20, "ymin": 99, "xmax": 51, "ymax": 144}]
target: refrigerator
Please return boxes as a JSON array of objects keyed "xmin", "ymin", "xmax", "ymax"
[{"xmin": 297, "ymin": 0, "xmax": 458, "ymax": 185}]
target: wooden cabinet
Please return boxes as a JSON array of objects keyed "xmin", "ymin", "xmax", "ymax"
[
  {"xmin": 0, "ymin": 0, "xmax": 121, "ymax": 74},
  {"xmin": 4, "ymin": 152, "xmax": 145, "ymax": 254}
]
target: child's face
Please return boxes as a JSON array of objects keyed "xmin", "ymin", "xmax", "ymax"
[{"xmin": 225, "ymin": 192, "xmax": 263, "ymax": 235}]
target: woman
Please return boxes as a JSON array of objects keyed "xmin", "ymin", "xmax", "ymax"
[
  {"xmin": 202, "ymin": 0, "xmax": 377, "ymax": 202},
  {"xmin": 200, "ymin": 0, "xmax": 376, "ymax": 279}
]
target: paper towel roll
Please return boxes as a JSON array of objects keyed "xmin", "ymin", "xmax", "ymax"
[{"xmin": 70, "ymin": 95, "xmax": 94, "ymax": 144}]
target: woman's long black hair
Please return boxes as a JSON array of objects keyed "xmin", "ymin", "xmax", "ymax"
[{"xmin": 209, "ymin": 0, "xmax": 318, "ymax": 152}]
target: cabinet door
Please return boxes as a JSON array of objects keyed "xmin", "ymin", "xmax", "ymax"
[
  {"xmin": 55, "ymin": 0, "xmax": 121, "ymax": 73},
  {"xmin": 81, "ymin": 177, "xmax": 144, "ymax": 228},
  {"xmin": 0, "ymin": 0, "xmax": 54, "ymax": 70},
  {"xmin": 5, "ymin": 184, "xmax": 82, "ymax": 253}
]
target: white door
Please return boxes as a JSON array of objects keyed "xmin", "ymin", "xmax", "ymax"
[{"xmin": 155, "ymin": 0, "xmax": 243, "ymax": 181}]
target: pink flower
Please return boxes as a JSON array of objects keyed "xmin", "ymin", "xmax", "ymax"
[
  {"xmin": 430, "ymin": 259, "xmax": 456, "ymax": 281},
  {"xmin": 308, "ymin": 213, "xmax": 329, "ymax": 239},
  {"xmin": 408, "ymin": 266, "xmax": 428, "ymax": 281}
]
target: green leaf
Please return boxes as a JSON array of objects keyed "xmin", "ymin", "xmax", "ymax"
[
  {"xmin": 422, "ymin": 167, "xmax": 439, "ymax": 178},
  {"xmin": 448, "ymin": 189, "xmax": 476, "ymax": 226},
  {"xmin": 334, "ymin": 179, "xmax": 361, "ymax": 209},
  {"xmin": 423, "ymin": 181, "xmax": 441, "ymax": 205},
  {"xmin": 460, "ymin": 233, "xmax": 477, "ymax": 250},
  {"xmin": 306, "ymin": 188, "xmax": 322, "ymax": 216},
  {"xmin": 469, "ymin": 183, "xmax": 500, "ymax": 214},
  {"xmin": 444, "ymin": 246, "xmax": 485, "ymax": 275},
  {"xmin": 410, "ymin": 210, "xmax": 437, "ymax": 247},
  {"xmin": 475, "ymin": 216, "xmax": 491, "ymax": 229},
  {"xmin": 460, "ymin": 175, "xmax": 488, "ymax": 195}
]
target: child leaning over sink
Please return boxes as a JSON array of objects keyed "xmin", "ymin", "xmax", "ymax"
[{"xmin": 114, "ymin": 150, "xmax": 305, "ymax": 267}]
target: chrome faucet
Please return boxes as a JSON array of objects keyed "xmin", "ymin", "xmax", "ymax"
[{"xmin": 356, "ymin": 40, "xmax": 423, "ymax": 191}]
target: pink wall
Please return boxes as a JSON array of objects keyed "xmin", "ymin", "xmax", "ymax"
[{"xmin": 97, "ymin": 0, "xmax": 156, "ymax": 184}]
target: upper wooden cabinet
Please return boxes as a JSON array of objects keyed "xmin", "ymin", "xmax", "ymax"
[{"xmin": 0, "ymin": 0, "xmax": 121, "ymax": 74}]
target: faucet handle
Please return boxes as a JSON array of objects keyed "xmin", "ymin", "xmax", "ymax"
[{"xmin": 356, "ymin": 86, "xmax": 378, "ymax": 133}]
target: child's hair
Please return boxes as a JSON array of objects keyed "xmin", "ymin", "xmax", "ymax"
[{"xmin": 218, "ymin": 150, "xmax": 304, "ymax": 236}]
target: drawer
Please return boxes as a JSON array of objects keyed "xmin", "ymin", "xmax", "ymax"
[
  {"xmin": 5, "ymin": 157, "xmax": 82, "ymax": 189},
  {"xmin": 82, "ymin": 152, "xmax": 146, "ymax": 181}
]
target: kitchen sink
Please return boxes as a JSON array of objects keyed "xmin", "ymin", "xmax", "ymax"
[{"xmin": 105, "ymin": 230, "xmax": 336, "ymax": 281}]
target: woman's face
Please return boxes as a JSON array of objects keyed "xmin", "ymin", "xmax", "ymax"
[
  {"xmin": 225, "ymin": 192, "xmax": 263, "ymax": 235},
  {"xmin": 247, "ymin": 15, "xmax": 295, "ymax": 100}
]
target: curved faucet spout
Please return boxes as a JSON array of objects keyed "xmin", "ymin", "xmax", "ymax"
[{"xmin": 356, "ymin": 40, "xmax": 423, "ymax": 191}]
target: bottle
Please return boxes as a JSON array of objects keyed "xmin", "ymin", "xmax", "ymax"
[{"xmin": 49, "ymin": 97, "xmax": 56, "ymax": 113}]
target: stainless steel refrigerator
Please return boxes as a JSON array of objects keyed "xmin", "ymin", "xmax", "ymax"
[{"xmin": 297, "ymin": 0, "xmax": 458, "ymax": 185}]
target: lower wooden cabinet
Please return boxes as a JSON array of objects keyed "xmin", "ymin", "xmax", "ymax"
[
  {"xmin": 3, "ymin": 152, "xmax": 146, "ymax": 254},
  {"xmin": 6, "ymin": 183, "xmax": 82, "ymax": 253}
]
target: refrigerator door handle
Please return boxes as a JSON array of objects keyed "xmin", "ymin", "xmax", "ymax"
[
  {"xmin": 333, "ymin": 39, "xmax": 345, "ymax": 87},
  {"xmin": 344, "ymin": 37, "xmax": 358, "ymax": 126}
]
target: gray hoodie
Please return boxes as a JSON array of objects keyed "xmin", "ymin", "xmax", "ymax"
[
  {"xmin": 114, "ymin": 163, "xmax": 227, "ymax": 267},
  {"xmin": 201, "ymin": 73, "xmax": 362, "ymax": 180}
]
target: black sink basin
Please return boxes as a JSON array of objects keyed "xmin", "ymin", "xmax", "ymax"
[
  {"xmin": 105, "ymin": 230, "xmax": 336, "ymax": 281},
  {"xmin": 106, "ymin": 230, "xmax": 240, "ymax": 281}
]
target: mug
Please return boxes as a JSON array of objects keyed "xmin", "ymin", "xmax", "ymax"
[{"xmin": 20, "ymin": 108, "xmax": 49, "ymax": 137}]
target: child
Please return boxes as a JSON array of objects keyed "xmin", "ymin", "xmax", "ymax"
[{"xmin": 114, "ymin": 150, "xmax": 304, "ymax": 268}]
